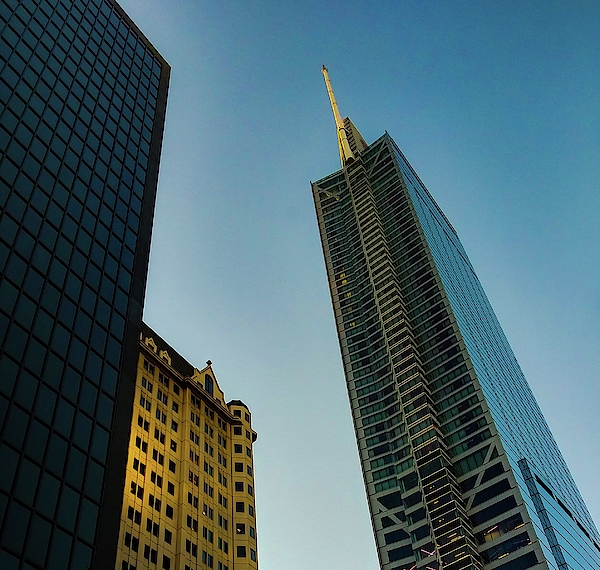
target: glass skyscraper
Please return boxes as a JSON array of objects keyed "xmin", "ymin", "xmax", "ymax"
[
  {"xmin": 0, "ymin": 1, "xmax": 169, "ymax": 568},
  {"xmin": 312, "ymin": 67, "xmax": 600, "ymax": 570}
]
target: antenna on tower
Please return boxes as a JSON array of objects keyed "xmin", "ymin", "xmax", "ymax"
[{"xmin": 322, "ymin": 66, "xmax": 355, "ymax": 166}]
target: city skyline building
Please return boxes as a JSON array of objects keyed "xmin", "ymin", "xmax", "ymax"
[
  {"xmin": 117, "ymin": 323, "xmax": 258, "ymax": 570},
  {"xmin": 312, "ymin": 67, "xmax": 600, "ymax": 570},
  {"xmin": 0, "ymin": 1, "xmax": 169, "ymax": 569}
]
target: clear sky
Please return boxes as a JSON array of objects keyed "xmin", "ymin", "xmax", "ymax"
[{"xmin": 118, "ymin": 1, "xmax": 600, "ymax": 568}]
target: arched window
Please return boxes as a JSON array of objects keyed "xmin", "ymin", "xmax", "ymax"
[{"xmin": 205, "ymin": 374, "xmax": 214, "ymax": 396}]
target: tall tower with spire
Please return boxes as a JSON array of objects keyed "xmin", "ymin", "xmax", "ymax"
[{"xmin": 312, "ymin": 69, "xmax": 600, "ymax": 570}]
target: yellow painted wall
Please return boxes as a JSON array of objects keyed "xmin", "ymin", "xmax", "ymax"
[{"xmin": 116, "ymin": 335, "xmax": 258, "ymax": 570}]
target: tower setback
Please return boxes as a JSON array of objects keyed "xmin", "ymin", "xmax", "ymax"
[{"xmin": 312, "ymin": 68, "xmax": 600, "ymax": 570}]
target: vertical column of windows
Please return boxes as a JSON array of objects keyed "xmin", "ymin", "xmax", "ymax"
[{"xmin": 229, "ymin": 405, "xmax": 257, "ymax": 568}]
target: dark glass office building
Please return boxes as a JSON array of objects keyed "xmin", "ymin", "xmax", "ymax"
[
  {"xmin": 313, "ymin": 68, "xmax": 600, "ymax": 570},
  {"xmin": 0, "ymin": 1, "xmax": 169, "ymax": 568}
]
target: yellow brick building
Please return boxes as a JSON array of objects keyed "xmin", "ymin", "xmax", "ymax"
[{"xmin": 116, "ymin": 325, "xmax": 258, "ymax": 570}]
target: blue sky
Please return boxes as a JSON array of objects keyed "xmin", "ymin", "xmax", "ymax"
[{"xmin": 119, "ymin": 1, "xmax": 600, "ymax": 568}]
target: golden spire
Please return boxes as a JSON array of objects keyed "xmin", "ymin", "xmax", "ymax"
[{"xmin": 322, "ymin": 65, "xmax": 355, "ymax": 166}]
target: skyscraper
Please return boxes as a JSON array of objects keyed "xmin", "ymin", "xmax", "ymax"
[
  {"xmin": 117, "ymin": 323, "xmax": 259, "ymax": 570},
  {"xmin": 312, "ymin": 67, "xmax": 600, "ymax": 570},
  {"xmin": 0, "ymin": 1, "xmax": 169, "ymax": 568}
]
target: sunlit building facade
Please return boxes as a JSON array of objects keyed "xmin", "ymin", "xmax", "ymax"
[
  {"xmin": 0, "ymin": 1, "xmax": 168, "ymax": 568},
  {"xmin": 312, "ymin": 68, "xmax": 600, "ymax": 570},
  {"xmin": 116, "ymin": 324, "xmax": 259, "ymax": 570}
]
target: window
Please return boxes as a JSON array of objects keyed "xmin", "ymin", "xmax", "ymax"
[
  {"xmin": 204, "ymin": 374, "xmax": 213, "ymax": 395},
  {"xmin": 152, "ymin": 449, "xmax": 164, "ymax": 465},
  {"xmin": 234, "ymin": 444, "xmax": 242, "ymax": 453},
  {"xmin": 162, "ymin": 555, "xmax": 171, "ymax": 569},
  {"xmin": 218, "ymin": 538, "xmax": 229, "ymax": 553},
  {"xmin": 245, "ymin": 413, "xmax": 250, "ymax": 422},
  {"xmin": 171, "ymin": 420, "xmax": 178, "ymax": 432},
  {"xmin": 236, "ymin": 523, "xmax": 246, "ymax": 535},
  {"xmin": 159, "ymin": 372, "xmax": 169, "ymax": 388},
  {"xmin": 187, "ymin": 515, "xmax": 198, "ymax": 531},
  {"xmin": 235, "ymin": 502, "xmax": 244, "ymax": 513},
  {"xmin": 202, "ymin": 527, "xmax": 213, "ymax": 542},
  {"xmin": 233, "ymin": 410, "xmax": 241, "ymax": 417},
  {"xmin": 233, "ymin": 427, "xmax": 242, "ymax": 435},
  {"xmin": 481, "ymin": 532, "xmax": 531, "ymax": 563},
  {"xmin": 250, "ymin": 549, "xmax": 256, "ymax": 562},
  {"xmin": 234, "ymin": 462, "xmax": 243, "ymax": 472},
  {"xmin": 164, "ymin": 529, "xmax": 172, "ymax": 544},
  {"xmin": 167, "ymin": 482, "xmax": 175, "ymax": 495},
  {"xmin": 168, "ymin": 460, "xmax": 176, "ymax": 473},
  {"xmin": 248, "ymin": 485, "xmax": 253, "ymax": 496},
  {"xmin": 150, "ymin": 472, "xmax": 162, "ymax": 487},
  {"xmin": 249, "ymin": 526, "xmax": 255, "ymax": 538},
  {"xmin": 249, "ymin": 504, "xmax": 254, "ymax": 517},
  {"xmin": 166, "ymin": 504, "xmax": 173, "ymax": 519},
  {"xmin": 235, "ymin": 482, "xmax": 243, "ymax": 492},
  {"xmin": 170, "ymin": 440, "xmax": 177, "ymax": 452},
  {"xmin": 247, "ymin": 465, "xmax": 253, "ymax": 476},
  {"xmin": 237, "ymin": 546, "xmax": 246, "ymax": 558},
  {"xmin": 246, "ymin": 447, "xmax": 252, "ymax": 457},
  {"xmin": 143, "ymin": 360, "xmax": 155, "ymax": 375},
  {"xmin": 172, "ymin": 402, "xmax": 179, "ymax": 413}
]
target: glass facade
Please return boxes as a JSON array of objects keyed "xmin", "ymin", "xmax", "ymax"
[
  {"xmin": 312, "ymin": 120, "xmax": 600, "ymax": 570},
  {"xmin": 0, "ymin": 1, "xmax": 169, "ymax": 568}
]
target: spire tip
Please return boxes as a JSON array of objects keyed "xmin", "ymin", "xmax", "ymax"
[{"xmin": 321, "ymin": 67, "xmax": 355, "ymax": 166}]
